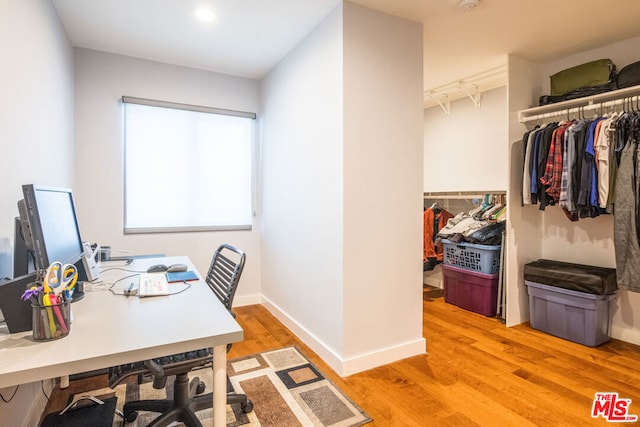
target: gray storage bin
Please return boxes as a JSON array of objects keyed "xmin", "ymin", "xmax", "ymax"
[{"xmin": 525, "ymin": 280, "xmax": 615, "ymax": 347}]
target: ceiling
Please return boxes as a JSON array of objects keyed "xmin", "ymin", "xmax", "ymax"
[{"xmin": 52, "ymin": 0, "xmax": 640, "ymax": 94}]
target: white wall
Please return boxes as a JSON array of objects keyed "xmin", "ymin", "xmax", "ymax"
[
  {"xmin": 0, "ymin": 1, "xmax": 73, "ymax": 425},
  {"xmin": 342, "ymin": 2, "xmax": 425, "ymax": 371},
  {"xmin": 0, "ymin": 0, "xmax": 74, "ymax": 279},
  {"xmin": 260, "ymin": 4, "xmax": 346, "ymax": 366},
  {"xmin": 73, "ymin": 49, "xmax": 263, "ymax": 303},
  {"xmin": 506, "ymin": 55, "xmax": 543, "ymax": 327},
  {"xmin": 423, "ymin": 86, "xmax": 508, "ymax": 193},
  {"xmin": 261, "ymin": 2, "xmax": 425, "ymax": 376},
  {"xmin": 506, "ymin": 36, "xmax": 640, "ymax": 343}
]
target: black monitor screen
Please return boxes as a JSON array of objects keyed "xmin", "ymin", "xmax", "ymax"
[{"xmin": 21, "ymin": 185, "xmax": 84, "ymax": 270}]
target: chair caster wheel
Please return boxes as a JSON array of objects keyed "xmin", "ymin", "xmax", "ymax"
[
  {"xmin": 124, "ymin": 410, "xmax": 138, "ymax": 423},
  {"xmin": 196, "ymin": 380, "xmax": 206, "ymax": 394},
  {"xmin": 242, "ymin": 399, "xmax": 254, "ymax": 413}
]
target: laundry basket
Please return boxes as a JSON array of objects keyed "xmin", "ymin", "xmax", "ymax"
[{"xmin": 441, "ymin": 239, "xmax": 501, "ymax": 274}]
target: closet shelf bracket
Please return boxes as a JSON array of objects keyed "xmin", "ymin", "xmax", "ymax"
[
  {"xmin": 464, "ymin": 84, "xmax": 481, "ymax": 108},
  {"xmin": 436, "ymin": 95, "xmax": 451, "ymax": 115}
]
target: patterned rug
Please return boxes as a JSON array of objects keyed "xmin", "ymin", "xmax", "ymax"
[{"xmin": 73, "ymin": 346, "xmax": 371, "ymax": 427}]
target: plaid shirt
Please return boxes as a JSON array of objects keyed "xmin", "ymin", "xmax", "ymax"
[{"xmin": 541, "ymin": 121, "xmax": 571, "ymax": 203}]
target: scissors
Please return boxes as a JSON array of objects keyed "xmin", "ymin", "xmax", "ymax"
[{"xmin": 44, "ymin": 262, "xmax": 78, "ymax": 299}]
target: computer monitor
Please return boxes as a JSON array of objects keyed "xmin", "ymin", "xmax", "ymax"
[
  {"xmin": 19, "ymin": 185, "xmax": 85, "ymax": 270},
  {"xmin": 13, "ymin": 216, "xmax": 36, "ymax": 277}
]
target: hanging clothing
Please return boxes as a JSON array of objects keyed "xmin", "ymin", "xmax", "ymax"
[
  {"xmin": 614, "ymin": 131, "xmax": 640, "ymax": 292},
  {"xmin": 559, "ymin": 120, "xmax": 584, "ymax": 219},
  {"xmin": 535, "ymin": 123, "xmax": 559, "ymax": 210},
  {"xmin": 423, "ymin": 207, "xmax": 453, "ymax": 264},
  {"xmin": 594, "ymin": 113, "xmax": 619, "ymax": 209},
  {"xmin": 541, "ymin": 121, "xmax": 571, "ymax": 204},
  {"xmin": 521, "ymin": 126, "xmax": 539, "ymax": 205},
  {"xmin": 522, "ymin": 118, "xmax": 608, "ymax": 220},
  {"xmin": 521, "ymin": 108, "xmax": 640, "ymax": 292},
  {"xmin": 578, "ymin": 117, "xmax": 605, "ymax": 218}
]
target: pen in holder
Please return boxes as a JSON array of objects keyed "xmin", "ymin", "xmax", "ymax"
[
  {"xmin": 32, "ymin": 298, "xmax": 71, "ymax": 341},
  {"xmin": 22, "ymin": 263, "xmax": 78, "ymax": 340}
]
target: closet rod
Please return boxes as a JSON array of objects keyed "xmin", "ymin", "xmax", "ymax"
[
  {"xmin": 519, "ymin": 97, "xmax": 637, "ymax": 123},
  {"xmin": 518, "ymin": 84, "xmax": 640, "ymax": 123},
  {"xmin": 424, "ymin": 191, "xmax": 506, "ymax": 200}
]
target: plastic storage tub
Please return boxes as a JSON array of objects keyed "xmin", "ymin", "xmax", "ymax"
[
  {"xmin": 442, "ymin": 264, "xmax": 499, "ymax": 317},
  {"xmin": 525, "ymin": 280, "xmax": 615, "ymax": 347},
  {"xmin": 442, "ymin": 239, "xmax": 501, "ymax": 274}
]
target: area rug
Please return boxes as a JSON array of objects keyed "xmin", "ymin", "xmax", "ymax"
[{"xmin": 73, "ymin": 346, "xmax": 371, "ymax": 427}]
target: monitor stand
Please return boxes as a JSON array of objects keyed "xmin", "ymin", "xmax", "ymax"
[{"xmin": 71, "ymin": 281, "xmax": 85, "ymax": 302}]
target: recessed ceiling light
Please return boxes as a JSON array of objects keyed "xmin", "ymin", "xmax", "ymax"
[
  {"xmin": 457, "ymin": 0, "xmax": 480, "ymax": 12},
  {"xmin": 195, "ymin": 7, "xmax": 215, "ymax": 23}
]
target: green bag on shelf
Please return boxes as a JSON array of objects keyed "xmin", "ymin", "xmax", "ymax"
[{"xmin": 550, "ymin": 59, "xmax": 616, "ymax": 96}]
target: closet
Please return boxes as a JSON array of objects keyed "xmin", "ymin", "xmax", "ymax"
[
  {"xmin": 506, "ymin": 43, "xmax": 640, "ymax": 345},
  {"xmin": 423, "ymin": 192, "xmax": 506, "ymax": 289},
  {"xmin": 519, "ymin": 86, "xmax": 640, "ymax": 288}
]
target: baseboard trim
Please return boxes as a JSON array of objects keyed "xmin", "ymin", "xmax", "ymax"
[
  {"xmin": 610, "ymin": 325, "xmax": 640, "ymax": 346},
  {"xmin": 261, "ymin": 296, "xmax": 426, "ymax": 377},
  {"xmin": 340, "ymin": 338, "xmax": 426, "ymax": 377},
  {"xmin": 233, "ymin": 293, "xmax": 262, "ymax": 307}
]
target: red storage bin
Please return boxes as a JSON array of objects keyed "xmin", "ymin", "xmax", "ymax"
[{"xmin": 442, "ymin": 264, "xmax": 499, "ymax": 317}]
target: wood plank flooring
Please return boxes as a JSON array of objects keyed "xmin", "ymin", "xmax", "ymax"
[{"xmin": 43, "ymin": 286, "xmax": 640, "ymax": 426}]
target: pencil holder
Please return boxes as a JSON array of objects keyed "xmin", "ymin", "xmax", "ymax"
[{"xmin": 32, "ymin": 299, "xmax": 71, "ymax": 341}]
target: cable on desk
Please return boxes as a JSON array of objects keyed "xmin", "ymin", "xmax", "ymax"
[
  {"xmin": 83, "ymin": 281, "xmax": 112, "ymax": 292},
  {"xmin": 0, "ymin": 385, "xmax": 19, "ymax": 403},
  {"xmin": 41, "ymin": 380, "xmax": 51, "ymax": 400},
  {"xmin": 106, "ymin": 274, "xmax": 141, "ymax": 296},
  {"xmin": 168, "ymin": 281, "xmax": 192, "ymax": 295},
  {"xmin": 98, "ymin": 267, "xmax": 146, "ymax": 274},
  {"xmin": 106, "ymin": 273, "xmax": 191, "ymax": 296},
  {"xmin": 110, "ymin": 279, "xmax": 192, "ymax": 296}
]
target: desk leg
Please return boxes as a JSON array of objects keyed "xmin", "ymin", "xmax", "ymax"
[
  {"xmin": 213, "ymin": 344, "xmax": 226, "ymax": 427},
  {"xmin": 59, "ymin": 375, "xmax": 69, "ymax": 389}
]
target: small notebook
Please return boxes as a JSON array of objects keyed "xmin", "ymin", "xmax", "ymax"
[
  {"xmin": 165, "ymin": 270, "xmax": 199, "ymax": 283},
  {"xmin": 138, "ymin": 273, "xmax": 169, "ymax": 297}
]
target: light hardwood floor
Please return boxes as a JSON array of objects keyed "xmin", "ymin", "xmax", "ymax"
[
  {"xmin": 44, "ymin": 287, "xmax": 640, "ymax": 426},
  {"xmin": 231, "ymin": 288, "xmax": 640, "ymax": 426}
]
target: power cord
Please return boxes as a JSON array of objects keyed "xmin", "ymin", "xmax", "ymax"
[
  {"xmin": 0, "ymin": 385, "xmax": 19, "ymax": 403},
  {"xmin": 107, "ymin": 274, "xmax": 141, "ymax": 296},
  {"xmin": 41, "ymin": 380, "xmax": 51, "ymax": 400},
  {"xmin": 168, "ymin": 281, "xmax": 192, "ymax": 295},
  {"xmin": 106, "ymin": 275, "xmax": 192, "ymax": 296},
  {"xmin": 98, "ymin": 267, "xmax": 146, "ymax": 274},
  {"xmin": 0, "ymin": 382, "xmax": 49, "ymax": 403}
]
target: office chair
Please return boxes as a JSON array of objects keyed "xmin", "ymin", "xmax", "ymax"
[{"xmin": 108, "ymin": 244, "xmax": 252, "ymax": 427}]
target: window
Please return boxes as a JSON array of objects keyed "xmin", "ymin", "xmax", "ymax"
[{"xmin": 123, "ymin": 96, "xmax": 256, "ymax": 233}]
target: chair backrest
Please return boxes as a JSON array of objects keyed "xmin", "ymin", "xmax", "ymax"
[{"xmin": 205, "ymin": 243, "xmax": 246, "ymax": 312}]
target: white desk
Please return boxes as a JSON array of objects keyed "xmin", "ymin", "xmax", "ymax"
[{"xmin": 0, "ymin": 256, "xmax": 243, "ymax": 427}]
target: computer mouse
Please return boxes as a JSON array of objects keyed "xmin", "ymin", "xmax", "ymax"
[
  {"xmin": 147, "ymin": 264, "xmax": 168, "ymax": 273},
  {"xmin": 167, "ymin": 263, "xmax": 188, "ymax": 273}
]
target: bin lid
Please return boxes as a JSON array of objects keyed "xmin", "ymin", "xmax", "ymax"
[{"xmin": 523, "ymin": 259, "xmax": 616, "ymax": 295}]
